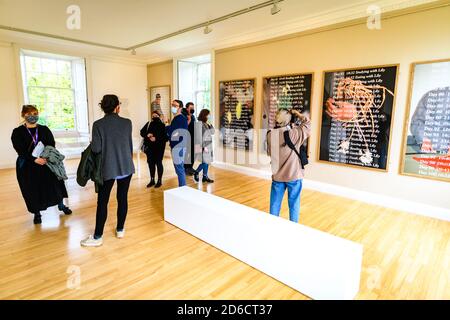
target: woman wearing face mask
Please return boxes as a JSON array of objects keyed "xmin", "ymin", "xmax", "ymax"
[
  {"xmin": 11, "ymin": 105, "xmax": 71, "ymax": 225},
  {"xmin": 193, "ymin": 109, "xmax": 215, "ymax": 183},
  {"xmin": 140, "ymin": 110, "xmax": 167, "ymax": 188}
]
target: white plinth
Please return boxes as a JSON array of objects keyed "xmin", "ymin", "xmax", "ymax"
[{"xmin": 164, "ymin": 186, "xmax": 363, "ymax": 300}]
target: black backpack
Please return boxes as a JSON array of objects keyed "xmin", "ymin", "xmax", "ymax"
[{"xmin": 283, "ymin": 130, "xmax": 309, "ymax": 169}]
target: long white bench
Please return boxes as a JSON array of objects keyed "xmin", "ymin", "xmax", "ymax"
[{"xmin": 164, "ymin": 186, "xmax": 363, "ymax": 300}]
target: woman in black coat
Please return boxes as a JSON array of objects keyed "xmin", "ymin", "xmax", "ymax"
[
  {"xmin": 11, "ymin": 105, "xmax": 71, "ymax": 225},
  {"xmin": 140, "ymin": 110, "xmax": 167, "ymax": 188}
]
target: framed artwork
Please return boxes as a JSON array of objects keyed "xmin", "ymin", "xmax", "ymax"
[
  {"xmin": 149, "ymin": 85, "xmax": 171, "ymax": 123},
  {"xmin": 318, "ymin": 64, "xmax": 398, "ymax": 171},
  {"xmin": 262, "ymin": 73, "xmax": 313, "ymax": 150},
  {"xmin": 400, "ymin": 59, "xmax": 450, "ymax": 182},
  {"xmin": 219, "ymin": 78, "xmax": 255, "ymax": 150}
]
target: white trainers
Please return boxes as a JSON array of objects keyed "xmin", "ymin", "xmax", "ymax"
[
  {"xmin": 116, "ymin": 230, "xmax": 125, "ymax": 239},
  {"xmin": 80, "ymin": 235, "xmax": 103, "ymax": 247}
]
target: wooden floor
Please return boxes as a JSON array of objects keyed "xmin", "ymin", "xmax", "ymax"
[{"xmin": 0, "ymin": 157, "xmax": 449, "ymax": 300}]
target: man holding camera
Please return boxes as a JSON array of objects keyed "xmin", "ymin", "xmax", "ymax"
[{"xmin": 267, "ymin": 109, "xmax": 311, "ymax": 223}]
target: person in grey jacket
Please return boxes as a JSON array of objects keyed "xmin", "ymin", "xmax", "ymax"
[
  {"xmin": 81, "ymin": 94, "xmax": 135, "ymax": 247},
  {"xmin": 193, "ymin": 109, "xmax": 215, "ymax": 183}
]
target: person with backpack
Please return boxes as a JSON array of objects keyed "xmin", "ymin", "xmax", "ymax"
[{"xmin": 266, "ymin": 109, "xmax": 311, "ymax": 223}]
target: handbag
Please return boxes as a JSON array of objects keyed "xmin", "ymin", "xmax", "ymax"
[{"xmin": 140, "ymin": 122, "xmax": 150, "ymax": 153}]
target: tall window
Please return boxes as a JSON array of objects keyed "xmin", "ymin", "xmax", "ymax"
[
  {"xmin": 178, "ymin": 54, "xmax": 211, "ymax": 115},
  {"xmin": 20, "ymin": 50, "xmax": 89, "ymax": 134}
]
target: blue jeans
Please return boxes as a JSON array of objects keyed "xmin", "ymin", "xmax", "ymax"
[
  {"xmin": 172, "ymin": 147, "xmax": 186, "ymax": 187},
  {"xmin": 195, "ymin": 163, "xmax": 209, "ymax": 177},
  {"xmin": 270, "ymin": 179, "xmax": 303, "ymax": 223}
]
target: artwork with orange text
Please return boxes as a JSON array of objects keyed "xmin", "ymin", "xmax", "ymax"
[
  {"xmin": 401, "ymin": 60, "xmax": 450, "ymax": 181},
  {"xmin": 319, "ymin": 65, "xmax": 398, "ymax": 170},
  {"xmin": 219, "ymin": 79, "xmax": 255, "ymax": 150}
]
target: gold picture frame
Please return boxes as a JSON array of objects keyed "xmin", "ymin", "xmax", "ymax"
[
  {"xmin": 399, "ymin": 58, "xmax": 450, "ymax": 183},
  {"xmin": 149, "ymin": 85, "xmax": 171, "ymax": 123},
  {"xmin": 261, "ymin": 72, "xmax": 315, "ymax": 156},
  {"xmin": 217, "ymin": 78, "xmax": 257, "ymax": 151},
  {"xmin": 316, "ymin": 64, "xmax": 400, "ymax": 173}
]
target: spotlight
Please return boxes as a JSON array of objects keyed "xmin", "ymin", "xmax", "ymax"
[
  {"xmin": 204, "ymin": 24, "xmax": 212, "ymax": 35},
  {"xmin": 131, "ymin": 49, "xmax": 136, "ymax": 55},
  {"xmin": 271, "ymin": 0, "xmax": 281, "ymax": 15}
]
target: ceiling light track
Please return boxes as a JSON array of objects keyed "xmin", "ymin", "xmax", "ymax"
[
  {"xmin": 129, "ymin": 0, "xmax": 284, "ymax": 51},
  {"xmin": 0, "ymin": 24, "xmax": 127, "ymax": 51},
  {"xmin": 0, "ymin": 0, "xmax": 284, "ymax": 54}
]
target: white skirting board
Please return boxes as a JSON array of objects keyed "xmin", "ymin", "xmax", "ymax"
[
  {"xmin": 164, "ymin": 186, "xmax": 363, "ymax": 300},
  {"xmin": 212, "ymin": 161, "xmax": 450, "ymax": 222}
]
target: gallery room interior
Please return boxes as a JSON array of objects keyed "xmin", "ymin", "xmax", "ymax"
[{"xmin": 0, "ymin": 0, "xmax": 449, "ymax": 301}]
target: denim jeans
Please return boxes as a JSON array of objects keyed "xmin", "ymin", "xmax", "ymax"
[
  {"xmin": 172, "ymin": 147, "xmax": 186, "ymax": 187},
  {"xmin": 270, "ymin": 179, "xmax": 303, "ymax": 223},
  {"xmin": 195, "ymin": 162, "xmax": 209, "ymax": 177}
]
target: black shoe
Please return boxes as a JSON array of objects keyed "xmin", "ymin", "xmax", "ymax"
[
  {"xmin": 202, "ymin": 176, "xmax": 214, "ymax": 183},
  {"xmin": 193, "ymin": 172, "xmax": 199, "ymax": 182},
  {"xmin": 147, "ymin": 180, "xmax": 156, "ymax": 188},
  {"xmin": 155, "ymin": 181, "xmax": 162, "ymax": 188},
  {"xmin": 185, "ymin": 168, "xmax": 195, "ymax": 176},
  {"xmin": 33, "ymin": 213, "xmax": 42, "ymax": 225},
  {"xmin": 58, "ymin": 204, "xmax": 72, "ymax": 215}
]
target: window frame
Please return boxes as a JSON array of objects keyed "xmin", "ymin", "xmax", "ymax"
[{"xmin": 20, "ymin": 51, "xmax": 81, "ymax": 133}]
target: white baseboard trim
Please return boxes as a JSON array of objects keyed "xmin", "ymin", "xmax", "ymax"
[{"xmin": 212, "ymin": 161, "xmax": 450, "ymax": 222}]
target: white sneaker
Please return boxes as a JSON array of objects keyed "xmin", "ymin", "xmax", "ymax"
[
  {"xmin": 116, "ymin": 230, "xmax": 125, "ymax": 239},
  {"xmin": 80, "ymin": 235, "xmax": 103, "ymax": 247}
]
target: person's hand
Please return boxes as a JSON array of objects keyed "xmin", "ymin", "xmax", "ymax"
[
  {"xmin": 291, "ymin": 109, "xmax": 307, "ymax": 122},
  {"xmin": 35, "ymin": 158, "xmax": 47, "ymax": 166},
  {"xmin": 325, "ymin": 98, "xmax": 357, "ymax": 121},
  {"xmin": 150, "ymin": 137, "xmax": 156, "ymax": 142}
]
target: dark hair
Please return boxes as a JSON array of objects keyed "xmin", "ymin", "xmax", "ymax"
[
  {"xmin": 186, "ymin": 102, "xmax": 194, "ymax": 109},
  {"xmin": 100, "ymin": 95, "xmax": 120, "ymax": 114},
  {"xmin": 174, "ymin": 99, "xmax": 183, "ymax": 109},
  {"xmin": 21, "ymin": 105, "xmax": 39, "ymax": 117},
  {"xmin": 198, "ymin": 109, "xmax": 210, "ymax": 123}
]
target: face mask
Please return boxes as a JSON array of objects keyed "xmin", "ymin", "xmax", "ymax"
[
  {"xmin": 190, "ymin": 109, "xmax": 195, "ymax": 115},
  {"xmin": 152, "ymin": 117, "xmax": 159, "ymax": 121},
  {"xmin": 25, "ymin": 115, "xmax": 39, "ymax": 124},
  {"xmin": 171, "ymin": 106, "xmax": 178, "ymax": 114}
]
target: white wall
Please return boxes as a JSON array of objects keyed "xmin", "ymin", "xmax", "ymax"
[
  {"xmin": 0, "ymin": 41, "xmax": 148, "ymax": 169},
  {"xmin": 0, "ymin": 42, "xmax": 21, "ymax": 168},
  {"xmin": 89, "ymin": 57, "xmax": 148, "ymax": 147}
]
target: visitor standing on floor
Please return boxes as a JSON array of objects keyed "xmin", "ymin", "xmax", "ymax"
[
  {"xmin": 193, "ymin": 109, "xmax": 215, "ymax": 184},
  {"xmin": 166, "ymin": 99, "xmax": 188, "ymax": 187},
  {"xmin": 140, "ymin": 110, "xmax": 167, "ymax": 188},
  {"xmin": 11, "ymin": 105, "xmax": 72, "ymax": 225},
  {"xmin": 183, "ymin": 102, "xmax": 197, "ymax": 176},
  {"xmin": 81, "ymin": 95, "xmax": 135, "ymax": 247},
  {"xmin": 267, "ymin": 109, "xmax": 311, "ymax": 223}
]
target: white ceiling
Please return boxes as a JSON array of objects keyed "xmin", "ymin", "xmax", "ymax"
[{"xmin": 0, "ymin": 0, "xmax": 438, "ymax": 63}]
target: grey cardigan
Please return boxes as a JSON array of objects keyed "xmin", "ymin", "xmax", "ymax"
[{"xmin": 91, "ymin": 113, "xmax": 135, "ymax": 181}]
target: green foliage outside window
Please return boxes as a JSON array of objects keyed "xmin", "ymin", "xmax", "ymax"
[{"xmin": 25, "ymin": 56, "xmax": 75, "ymax": 130}]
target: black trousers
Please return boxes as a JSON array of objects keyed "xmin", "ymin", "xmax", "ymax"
[
  {"xmin": 94, "ymin": 175, "xmax": 132, "ymax": 238},
  {"xmin": 147, "ymin": 152, "xmax": 164, "ymax": 181}
]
